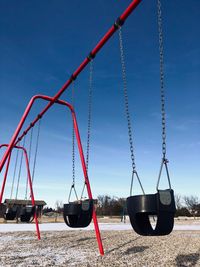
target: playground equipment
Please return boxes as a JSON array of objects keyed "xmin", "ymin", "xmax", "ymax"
[
  {"xmin": 0, "ymin": 0, "xmax": 176, "ymax": 255},
  {"xmin": 63, "ymin": 66, "xmax": 94, "ymax": 228},
  {"xmin": 0, "ymin": 0, "xmax": 145, "ymax": 255},
  {"xmin": 1, "ymin": 121, "xmax": 42, "ymax": 223},
  {"xmin": 0, "ymin": 144, "xmax": 41, "ymax": 239},
  {"xmin": 120, "ymin": 0, "xmax": 176, "ymax": 235},
  {"xmin": 0, "ymin": 95, "xmax": 104, "ymax": 254}
]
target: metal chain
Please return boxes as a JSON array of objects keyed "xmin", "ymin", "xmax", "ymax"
[
  {"xmin": 81, "ymin": 61, "xmax": 93, "ymax": 199},
  {"xmin": 68, "ymin": 82, "xmax": 79, "ymax": 202},
  {"xmin": 156, "ymin": 0, "xmax": 172, "ymax": 190},
  {"xmin": 157, "ymin": 0, "xmax": 166, "ymax": 159},
  {"xmin": 86, "ymin": 61, "xmax": 93, "ymax": 172},
  {"xmin": 118, "ymin": 28, "xmax": 136, "ymax": 172},
  {"xmin": 118, "ymin": 28, "xmax": 145, "ymax": 195},
  {"xmin": 31, "ymin": 119, "xmax": 41, "ymax": 184},
  {"xmin": 15, "ymin": 136, "xmax": 26, "ymax": 199},
  {"xmin": 25, "ymin": 127, "xmax": 33, "ymax": 199},
  {"xmin": 71, "ymin": 82, "xmax": 75, "ymax": 187},
  {"xmin": 10, "ymin": 142, "xmax": 20, "ymax": 199}
]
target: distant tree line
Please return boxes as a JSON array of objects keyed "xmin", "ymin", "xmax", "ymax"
[
  {"xmin": 96, "ymin": 194, "xmax": 200, "ymax": 218},
  {"xmin": 96, "ymin": 195, "xmax": 126, "ymax": 217},
  {"xmin": 42, "ymin": 194, "xmax": 200, "ymax": 218},
  {"xmin": 175, "ymin": 194, "xmax": 200, "ymax": 217}
]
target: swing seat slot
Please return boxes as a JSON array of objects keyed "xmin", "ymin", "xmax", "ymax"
[
  {"xmin": 0, "ymin": 203, "xmax": 7, "ymax": 218},
  {"xmin": 4, "ymin": 205, "xmax": 20, "ymax": 221},
  {"xmin": 20, "ymin": 206, "xmax": 35, "ymax": 223},
  {"xmin": 63, "ymin": 199, "xmax": 93, "ymax": 228},
  {"xmin": 127, "ymin": 189, "xmax": 176, "ymax": 236}
]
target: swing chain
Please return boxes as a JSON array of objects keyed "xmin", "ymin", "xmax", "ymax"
[
  {"xmin": 86, "ymin": 61, "xmax": 93, "ymax": 172},
  {"xmin": 118, "ymin": 28, "xmax": 136, "ymax": 172},
  {"xmin": 25, "ymin": 126, "xmax": 33, "ymax": 200},
  {"xmin": 157, "ymin": 0, "xmax": 167, "ymax": 159},
  {"xmin": 118, "ymin": 28, "xmax": 145, "ymax": 195},
  {"xmin": 10, "ymin": 142, "xmax": 20, "ymax": 199},
  {"xmin": 15, "ymin": 136, "xmax": 26, "ymax": 199},
  {"xmin": 68, "ymin": 82, "xmax": 79, "ymax": 203},
  {"xmin": 156, "ymin": 0, "xmax": 172, "ymax": 190},
  {"xmin": 81, "ymin": 61, "xmax": 93, "ymax": 199},
  {"xmin": 32, "ymin": 119, "xmax": 41, "ymax": 184},
  {"xmin": 72, "ymin": 82, "xmax": 75, "ymax": 187}
]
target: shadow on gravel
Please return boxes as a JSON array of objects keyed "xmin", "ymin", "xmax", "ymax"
[
  {"xmin": 124, "ymin": 246, "xmax": 149, "ymax": 255},
  {"xmin": 176, "ymin": 253, "xmax": 200, "ymax": 267},
  {"xmin": 106, "ymin": 237, "xmax": 141, "ymax": 254}
]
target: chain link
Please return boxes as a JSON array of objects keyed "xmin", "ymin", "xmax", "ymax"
[
  {"xmin": 10, "ymin": 143, "xmax": 20, "ymax": 199},
  {"xmin": 81, "ymin": 61, "xmax": 93, "ymax": 198},
  {"xmin": 32, "ymin": 119, "xmax": 41, "ymax": 184},
  {"xmin": 25, "ymin": 127, "xmax": 33, "ymax": 199},
  {"xmin": 86, "ymin": 61, "xmax": 93, "ymax": 172},
  {"xmin": 72, "ymin": 82, "xmax": 75, "ymax": 186},
  {"xmin": 118, "ymin": 28, "xmax": 136, "ymax": 171},
  {"xmin": 157, "ymin": 0, "xmax": 167, "ymax": 158},
  {"xmin": 15, "ymin": 136, "xmax": 26, "ymax": 199}
]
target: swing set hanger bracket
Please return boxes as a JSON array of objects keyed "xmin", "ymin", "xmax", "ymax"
[
  {"xmin": 70, "ymin": 74, "xmax": 77, "ymax": 82},
  {"xmin": 37, "ymin": 114, "xmax": 42, "ymax": 119},
  {"xmin": 114, "ymin": 17, "xmax": 125, "ymax": 29},
  {"xmin": 87, "ymin": 52, "xmax": 95, "ymax": 61},
  {"xmin": 163, "ymin": 158, "xmax": 169, "ymax": 164}
]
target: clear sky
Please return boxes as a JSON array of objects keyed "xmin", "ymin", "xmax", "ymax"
[{"xmin": 0, "ymin": 0, "xmax": 199, "ymax": 208}]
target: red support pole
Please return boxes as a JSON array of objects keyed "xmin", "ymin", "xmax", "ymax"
[
  {"xmin": 0, "ymin": 144, "xmax": 41, "ymax": 240},
  {"xmin": 0, "ymin": 95, "xmax": 103, "ymax": 253},
  {"xmin": 71, "ymin": 110, "xmax": 104, "ymax": 255},
  {"xmin": 0, "ymin": 152, "xmax": 12, "ymax": 204},
  {"xmin": 0, "ymin": 0, "xmax": 142, "ymax": 173},
  {"xmin": 22, "ymin": 146, "xmax": 41, "ymax": 240}
]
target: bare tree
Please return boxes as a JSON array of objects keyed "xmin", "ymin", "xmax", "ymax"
[
  {"xmin": 183, "ymin": 195, "xmax": 199, "ymax": 218},
  {"xmin": 55, "ymin": 200, "xmax": 63, "ymax": 212},
  {"xmin": 175, "ymin": 194, "xmax": 182, "ymax": 210}
]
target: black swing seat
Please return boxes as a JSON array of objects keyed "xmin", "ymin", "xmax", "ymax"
[
  {"xmin": 0, "ymin": 203, "xmax": 7, "ymax": 218},
  {"xmin": 63, "ymin": 199, "xmax": 93, "ymax": 228},
  {"xmin": 127, "ymin": 189, "xmax": 176, "ymax": 236},
  {"xmin": 4, "ymin": 205, "xmax": 20, "ymax": 221},
  {"xmin": 20, "ymin": 206, "xmax": 35, "ymax": 223}
]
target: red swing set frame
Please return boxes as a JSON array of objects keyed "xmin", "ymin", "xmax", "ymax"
[
  {"xmin": 0, "ymin": 0, "xmax": 143, "ymax": 255},
  {"xmin": 0, "ymin": 144, "xmax": 41, "ymax": 239}
]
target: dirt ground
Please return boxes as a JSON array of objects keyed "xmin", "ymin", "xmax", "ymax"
[{"xmin": 0, "ymin": 229, "xmax": 200, "ymax": 267}]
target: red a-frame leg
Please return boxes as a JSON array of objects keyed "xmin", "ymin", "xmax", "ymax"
[
  {"xmin": 0, "ymin": 95, "xmax": 104, "ymax": 255},
  {"xmin": 0, "ymin": 144, "xmax": 41, "ymax": 240}
]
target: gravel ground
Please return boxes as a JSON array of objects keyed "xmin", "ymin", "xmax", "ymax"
[{"xmin": 0, "ymin": 230, "xmax": 200, "ymax": 266}]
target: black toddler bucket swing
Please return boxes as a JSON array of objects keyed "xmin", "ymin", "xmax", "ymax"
[
  {"xmin": 20, "ymin": 205, "xmax": 35, "ymax": 223},
  {"xmin": 118, "ymin": 0, "xmax": 176, "ymax": 236},
  {"xmin": 127, "ymin": 159, "xmax": 176, "ymax": 236},
  {"xmin": 63, "ymin": 72, "xmax": 94, "ymax": 229},
  {"xmin": 0, "ymin": 203, "xmax": 7, "ymax": 218},
  {"xmin": 63, "ymin": 184, "xmax": 93, "ymax": 228},
  {"xmin": 4, "ymin": 205, "xmax": 19, "ymax": 221}
]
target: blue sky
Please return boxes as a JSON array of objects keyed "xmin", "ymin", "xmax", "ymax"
[{"xmin": 0, "ymin": 0, "xmax": 199, "ymax": 208}]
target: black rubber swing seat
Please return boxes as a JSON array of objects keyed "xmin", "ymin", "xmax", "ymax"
[
  {"xmin": 20, "ymin": 206, "xmax": 35, "ymax": 223},
  {"xmin": 0, "ymin": 203, "xmax": 7, "ymax": 218},
  {"xmin": 127, "ymin": 189, "xmax": 176, "ymax": 236},
  {"xmin": 4, "ymin": 206, "xmax": 19, "ymax": 221},
  {"xmin": 63, "ymin": 199, "xmax": 93, "ymax": 228}
]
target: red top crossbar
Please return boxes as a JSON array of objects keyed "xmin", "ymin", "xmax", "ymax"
[{"xmin": 0, "ymin": 0, "xmax": 142, "ymax": 171}]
